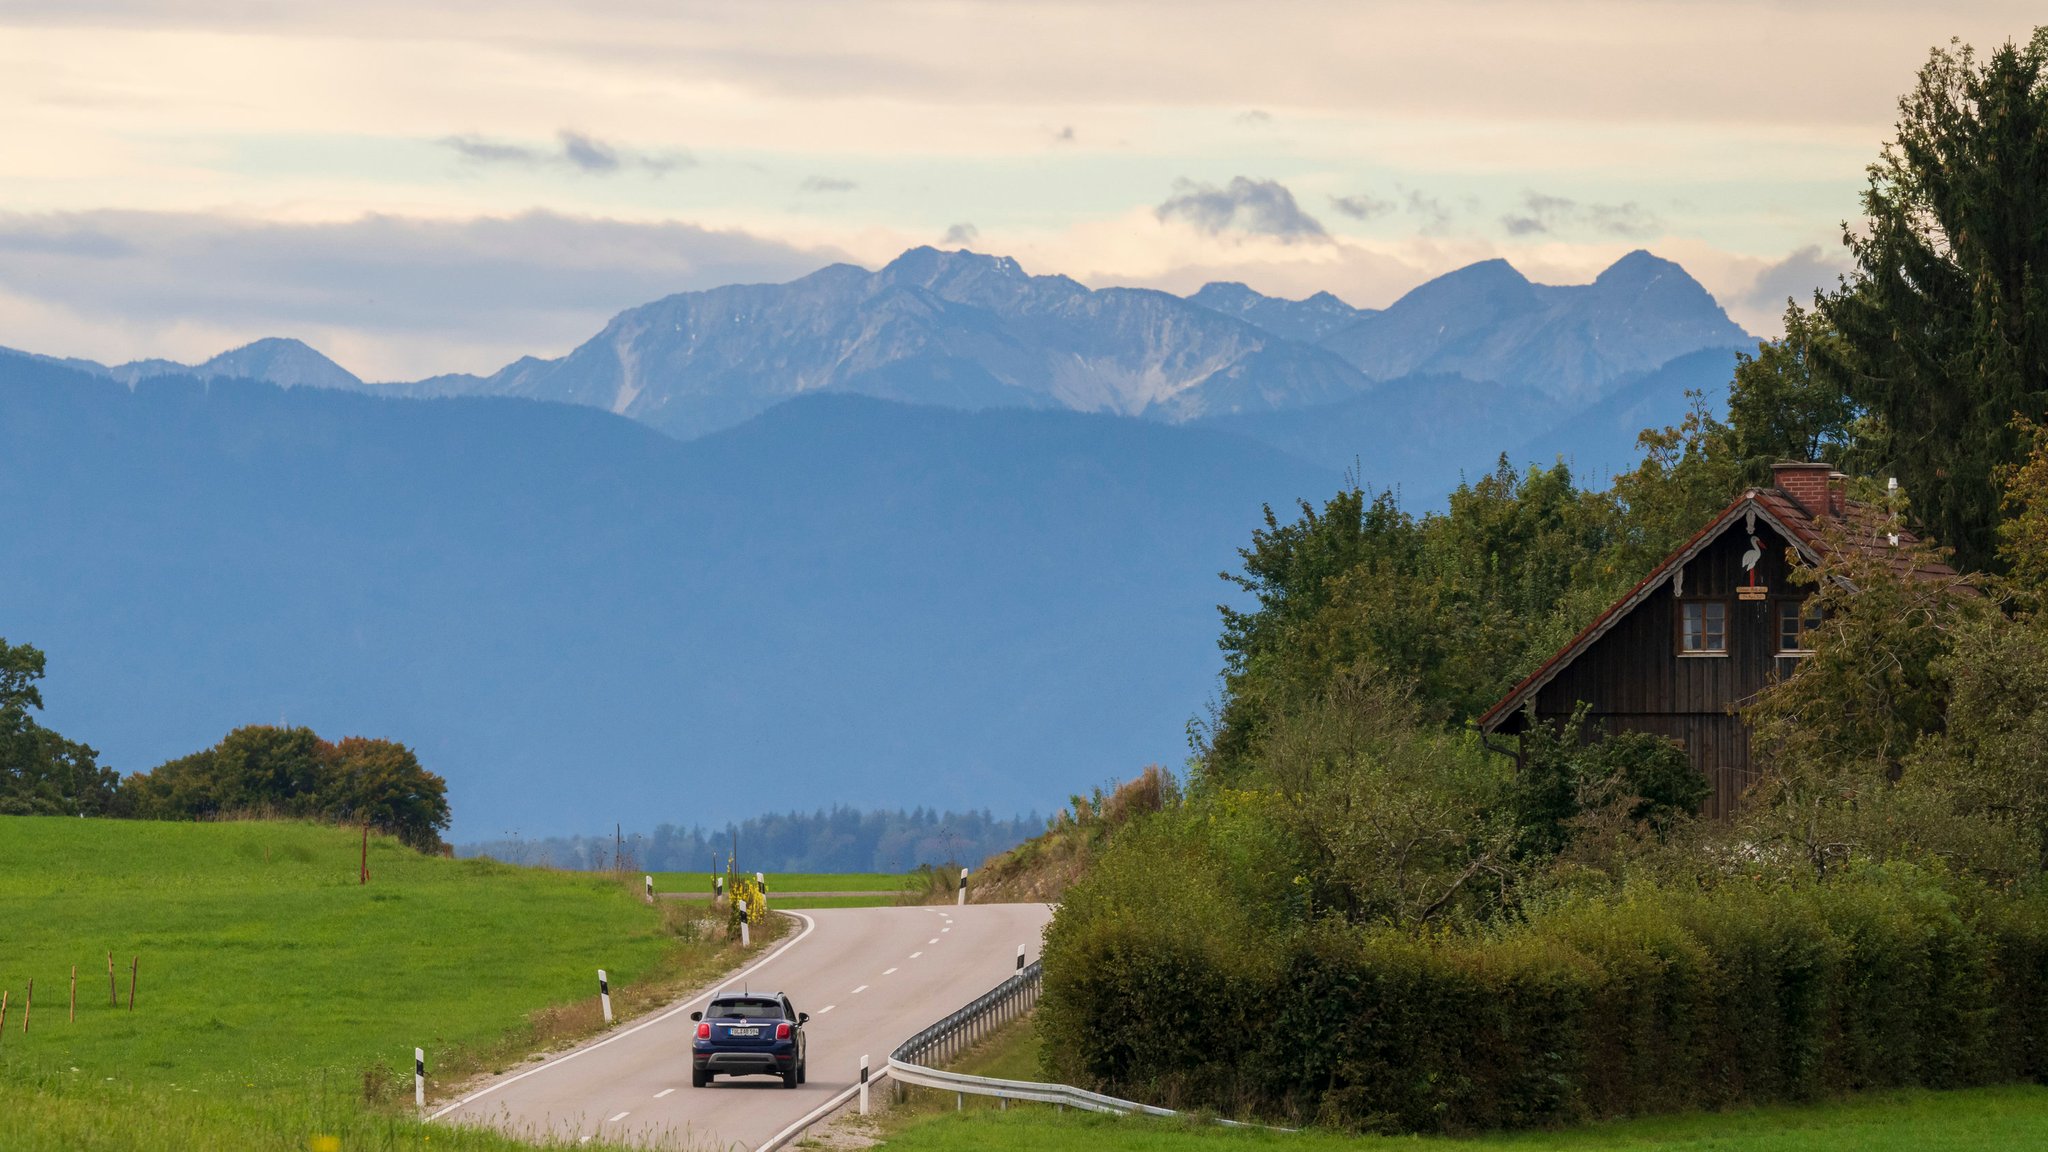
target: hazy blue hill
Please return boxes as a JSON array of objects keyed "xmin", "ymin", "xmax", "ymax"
[
  {"xmin": 1502, "ymin": 346, "xmax": 1743, "ymax": 487},
  {"xmin": 0, "ymin": 353, "xmax": 1334, "ymax": 838},
  {"xmin": 1318, "ymin": 251, "xmax": 1750, "ymax": 402},
  {"xmin": 25, "ymin": 336, "xmax": 365, "ymax": 389},
  {"xmin": 1197, "ymin": 373, "xmax": 1556, "ymax": 499}
]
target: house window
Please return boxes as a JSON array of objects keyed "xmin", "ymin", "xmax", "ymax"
[
  {"xmin": 1680, "ymin": 601, "xmax": 1727, "ymax": 654},
  {"xmin": 1778, "ymin": 598, "xmax": 1822, "ymax": 653}
]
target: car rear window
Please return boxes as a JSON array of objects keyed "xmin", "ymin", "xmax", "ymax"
[{"xmin": 708, "ymin": 998, "xmax": 782, "ymax": 1019}]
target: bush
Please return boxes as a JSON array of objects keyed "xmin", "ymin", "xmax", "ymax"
[{"xmin": 1039, "ymin": 863, "xmax": 2048, "ymax": 1132}]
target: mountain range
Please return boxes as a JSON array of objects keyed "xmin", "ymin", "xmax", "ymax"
[
  {"xmin": 2, "ymin": 248, "xmax": 1761, "ymax": 836},
  {"xmin": 29, "ymin": 247, "xmax": 1753, "ymax": 496}
]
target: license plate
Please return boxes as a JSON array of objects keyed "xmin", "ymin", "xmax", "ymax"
[{"xmin": 729, "ymin": 1027, "xmax": 759, "ymax": 1037}]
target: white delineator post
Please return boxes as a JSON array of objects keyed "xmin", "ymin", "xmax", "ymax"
[
  {"xmin": 598, "ymin": 969, "xmax": 613, "ymax": 1025},
  {"xmin": 957, "ymin": 867, "xmax": 969, "ymax": 906},
  {"xmin": 414, "ymin": 1048, "xmax": 425, "ymax": 1110},
  {"xmin": 645, "ymin": 874, "xmax": 654, "ymax": 904},
  {"xmin": 1017, "ymin": 944, "xmax": 1026, "ymax": 972},
  {"xmin": 859, "ymin": 1054, "xmax": 870, "ymax": 1115},
  {"xmin": 741, "ymin": 918, "xmax": 751, "ymax": 946}
]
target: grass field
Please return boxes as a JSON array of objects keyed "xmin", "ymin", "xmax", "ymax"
[
  {"xmin": 0, "ymin": 816, "xmax": 776, "ymax": 1151},
  {"xmin": 875, "ymin": 1084, "xmax": 2048, "ymax": 1151}
]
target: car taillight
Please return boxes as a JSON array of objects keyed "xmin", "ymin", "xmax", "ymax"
[
  {"xmin": 696, "ymin": 1022, "xmax": 710, "ymax": 1039},
  {"xmin": 776, "ymin": 1023, "xmax": 791, "ymax": 1040}
]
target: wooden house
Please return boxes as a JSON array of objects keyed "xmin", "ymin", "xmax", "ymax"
[{"xmin": 1476, "ymin": 462, "xmax": 1959, "ymax": 818}]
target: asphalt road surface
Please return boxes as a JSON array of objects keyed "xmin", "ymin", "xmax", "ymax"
[{"xmin": 433, "ymin": 902, "xmax": 1054, "ymax": 1150}]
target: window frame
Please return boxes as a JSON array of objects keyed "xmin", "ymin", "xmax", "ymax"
[
  {"xmin": 1676, "ymin": 598, "xmax": 1729, "ymax": 657},
  {"xmin": 1775, "ymin": 596, "xmax": 1821, "ymax": 655}
]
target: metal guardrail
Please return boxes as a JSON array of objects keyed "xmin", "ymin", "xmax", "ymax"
[
  {"xmin": 886, "ymin": 960, "xmax": 1282, "ymax": 1129},
  {"xmin": 892, "ymin": 958, "xmax": 1043, "ymax": 1068}
]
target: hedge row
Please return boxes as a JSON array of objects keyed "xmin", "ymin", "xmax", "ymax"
[{"xmin": 1038, "ymin": 866, "xmax": 2048, "ymax": 1132}]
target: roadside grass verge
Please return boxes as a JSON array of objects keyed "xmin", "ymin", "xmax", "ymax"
[
  {"xmin": 875, "ymin": 1083, "xmax": 2048, "ymax": 1151},
  {"xmin": 0, "ymin": 816, "xmax": 779, "ymax": 1149}
]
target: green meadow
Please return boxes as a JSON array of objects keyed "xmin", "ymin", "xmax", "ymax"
[{"xmin": 0, "ymin": 816, "xmax": 758, "ymax": 1150}]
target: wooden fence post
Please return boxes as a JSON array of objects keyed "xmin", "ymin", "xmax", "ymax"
[
  {"xmin": 70, "ymin": 966, "xmax": 76, "ymax": 1023},
  {"xmin": 108, "ymin": 952, "xmax": 116, "ymax": 1007},
  {"xmin": 1, "ymin": 989, "xmax": 9, "ymax": 1034},
  {"xmin": 22, "ymin": 979, "xmax": 30, "ymax": 1032},
  {"xmin": 129, "ymin": 956, "xmax": 138, "ymax": 1010}
]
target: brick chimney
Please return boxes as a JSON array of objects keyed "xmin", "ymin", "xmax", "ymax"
[{"xmin": 1772, "ymin": 461, "xmax": 1843, "ymax": 518}]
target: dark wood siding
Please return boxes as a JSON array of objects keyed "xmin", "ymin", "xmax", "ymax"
[{"xmin": 1506, "ymin": 517, "xmax": 1809, "ymax": 818}]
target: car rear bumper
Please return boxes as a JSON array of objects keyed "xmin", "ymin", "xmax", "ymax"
[{"xmin": 695, "ymin": 1049, "xmax": 796, "ymax": 1074}]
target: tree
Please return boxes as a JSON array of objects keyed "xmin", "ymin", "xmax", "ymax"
[
  {"xmin": 1724, "ymin": 302, "xmax": 1860, "ymax": 479},
  {"xmin": 122, "ymin": 725, "xmax": 327, "ymax": 820},
  {"xmin": 1819, "ymin": 30, "xmax": 2048, "ymax": 573},
  {"xmin": 322, "ymin": 736, "xmax": 450, "ymax": 852},
  {"xmin": 0, "ymin": 638, "xmax": 120, "ymax": 816},
  {"xmin": 121, "ymin": 726, "xmax": 450, "ymax": 853}
]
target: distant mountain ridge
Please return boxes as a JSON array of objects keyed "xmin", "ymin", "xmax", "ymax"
[
  {"xmin": 12, "ymin": 247, "xmax": 1756, "ymax": 499},
  {"xmin": 21, "ymin": 247, "xmax": 1751, "ymax": 437}
]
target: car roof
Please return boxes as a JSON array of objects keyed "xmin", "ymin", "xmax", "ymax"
[{"xmin": 710, "ymin": 991, "xmax": 785, "ymax": 1000}]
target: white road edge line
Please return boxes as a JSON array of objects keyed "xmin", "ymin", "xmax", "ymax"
[
  {"xmin": 653, "ymin": 1088, "xmax": 674, "ymax": 1098},
  {"xmin": 426, "ymin": 911, "xmax": 818, "ymax": 1121},
  {"xmin": 756, "ymin": 1069, "xmax": 891, "ymax": 1152}
]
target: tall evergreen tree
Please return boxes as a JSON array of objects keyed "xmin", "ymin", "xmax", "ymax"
[{"xmin": 1820, "ymin": 30, "xmax": 2048, "ymax": 572}]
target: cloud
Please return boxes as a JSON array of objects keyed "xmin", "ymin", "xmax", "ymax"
[
  {"xmin": 1402, "ymin": 190, "xmax": 1456, "ymax": 234},
  {"xmin": 0, "ymin": 210, "xmax": 845, "ymax": 379},
  {"xmin": 439, "ymin": 130, "xmax": 692, "ymax": 176},
  {"xmin": 1052, "ymin": 125, "xmax": 1076, "ymax": 144},
  {"xmin": 798, "ymin": 175, "xmax": 858, "ymax": 193},
  {"xmin": 1501, "ymin": 190, "xmax": 1659, "ymax": 238},
  {"xmin": 1737, "ymin": 244, "xmax": 1853, "ymax": 317},
  {"xmin": 1328, "ymin": 193, "xmax": 1395, "ymax": 221},
  {"xmin": 1154, "ymin": 177, "xmax": 1328, "ymax": 243},
  {"xmin": 942, "ymin": 223, "xmax": 979, "ymax": 246}
]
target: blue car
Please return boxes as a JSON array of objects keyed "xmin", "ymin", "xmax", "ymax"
[{"xmin": 690, "ymin": 992, "xmax": 809, "ymax": 1088}]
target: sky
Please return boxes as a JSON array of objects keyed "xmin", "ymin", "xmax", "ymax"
[{"xmin": 0, "ymin": 1, "xmax": 2039, "ymax": 381}]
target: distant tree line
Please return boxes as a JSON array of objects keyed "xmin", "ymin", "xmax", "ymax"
[
  {"xmin": 0, "ymin": 637, "xmax": 449, "ymax": 850},
  {"xmin": 462, "ymin": 805, "xmax": 1044, "ymax": 873}
]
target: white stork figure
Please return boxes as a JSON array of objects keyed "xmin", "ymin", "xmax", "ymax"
[{"xmin": 1740, "ymin": 534, "xmax": 1764, "ymax": 583}]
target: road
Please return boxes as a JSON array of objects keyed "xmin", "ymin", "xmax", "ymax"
[{"xmin": 432, "ymin": 902, "xmax": 1054, "ymax": 1150}]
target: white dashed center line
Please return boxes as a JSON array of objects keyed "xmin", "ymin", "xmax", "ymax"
[
  {"xmin": 928, "ymin": 938, "xmax": 939, "ymax": 944},
  {"xmin": 653, "ymin": 1088, "xmax": 674, "ymax": 1099},
  {"xmin": 852, "ymin": 985, "xmax": 869, "ymax": 994},
  {"xmin": 818, "ymin": 1004, "xmax": 836, "ymax": 1014},
  {"xmin": 883, "ymin": 967, "xmax": 898, "ymax": 975},
  {"xmin": 942, "ymin": 927, "xmax": 951, "ymax": 933},
  {"xmin": 607, "ymin": 1111, "xmax": 630, "ymax": 1123},
  {"xmin": 910, "ymin": 951, "xmax": 923, "ymax": 959}
]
